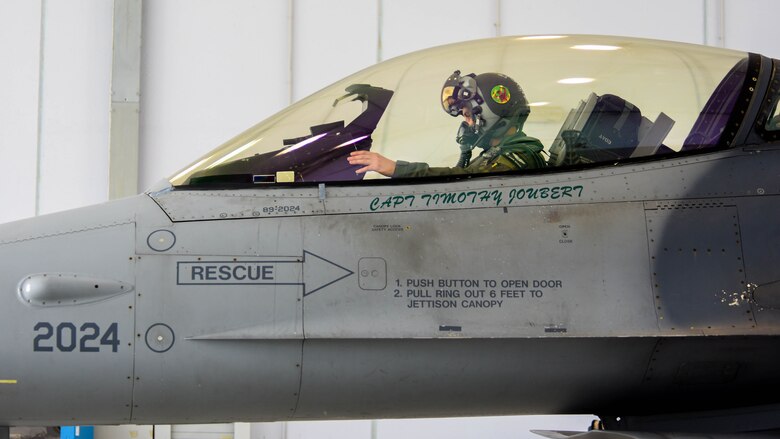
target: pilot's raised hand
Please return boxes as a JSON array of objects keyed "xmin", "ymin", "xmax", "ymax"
[{"xmin": 348, "ymin": 150, "xmax": 397, "ymax": 177}]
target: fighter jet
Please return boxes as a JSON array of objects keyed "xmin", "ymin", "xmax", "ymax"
[{"xmin": 1, "ymin": 35, "xmax": 779, "ymax": 437}]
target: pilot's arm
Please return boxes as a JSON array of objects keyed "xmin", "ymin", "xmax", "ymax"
[
  {"xmin": 348, "ymin": 150, "xmax": 485, "ymax": 178},
  {"xmin": 392, "ymin": 160, "xmax": 473, "ymax": 178},
  {"xmin": 348, "ymin": 136, "xmax": 544, "ymax": 178},
  {"xmin": 348, "ymin": 150, "xmax": 472, "ymax": 178},
  {"xmin": 347, "ymin": 150, "xmax": 397, "ymax": 177}
]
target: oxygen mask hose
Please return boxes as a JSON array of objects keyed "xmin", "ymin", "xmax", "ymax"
[{"xmin": 456, "ymin": 121, "xmax": 479, "ymax": 168}]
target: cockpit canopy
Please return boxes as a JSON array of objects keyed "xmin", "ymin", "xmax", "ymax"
[{"xmin": 170, "ymin": 35, "xmax": 749, "ymax": 188}]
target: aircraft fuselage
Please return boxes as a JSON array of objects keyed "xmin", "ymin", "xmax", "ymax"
[{"xmin": 1, "ymin": 145, "xmax": 779, "ymax": 426}]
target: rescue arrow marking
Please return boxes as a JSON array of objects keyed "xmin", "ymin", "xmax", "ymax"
[
  {"xmin": 301, "ymin": 250, "xmax": 354, "ymax": 297},
  {"xmin": 176, "ymin": 250, "xmax": 353, "ymax": 297}
]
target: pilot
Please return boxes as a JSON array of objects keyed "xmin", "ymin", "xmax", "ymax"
[{"xmin": 347, "ymin": 70, "xmax": 546, "ymax": 177}]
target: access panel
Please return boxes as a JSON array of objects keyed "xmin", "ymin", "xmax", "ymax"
[{"xmin": 646, "ymin": 200, "xmax": 755, "ymax": 332}]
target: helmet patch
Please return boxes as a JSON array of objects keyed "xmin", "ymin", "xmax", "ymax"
[{"xmin": 491, "ymin": 85, "xmax": 511, "ymax": 104}]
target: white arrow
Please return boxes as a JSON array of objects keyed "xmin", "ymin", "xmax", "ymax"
[
  {"xmin": 176, "ymin": 250, "xmax": 353, "ymax": 296},
  {"xmin": 301, "ymin": 250, "xmax": 353, "ymax": 296}
]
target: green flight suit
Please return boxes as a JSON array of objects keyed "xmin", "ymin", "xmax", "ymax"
[{"xmin": 392, "ymin": 131, "xmax": 546, "ymax": 178}]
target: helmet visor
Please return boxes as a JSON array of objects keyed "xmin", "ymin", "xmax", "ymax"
[
  {"xmin": 442, "ymin": 85, "xmax": 472, "ymax": 117},
  {"xmin": 441, "ymin": 85, "xmax": 459, "ymax": 116}
]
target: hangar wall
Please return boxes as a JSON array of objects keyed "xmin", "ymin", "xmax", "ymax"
[{"xmin": 0, "ymin": 0, "xmax": 776, "ymax": 438}]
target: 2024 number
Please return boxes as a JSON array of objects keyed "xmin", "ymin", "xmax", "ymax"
[{"xmin": 33, "ymin": 322, "xmax": 119, "ymax": 353}]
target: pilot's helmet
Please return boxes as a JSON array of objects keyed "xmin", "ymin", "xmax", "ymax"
[{"xmin": 441, "ymin": 71, "xmax": 530, "ymax": 136}]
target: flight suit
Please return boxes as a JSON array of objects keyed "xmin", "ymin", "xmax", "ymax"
[{"xmin": 392, "ymin": 131, "xmax": 546, "ymax": 178}]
